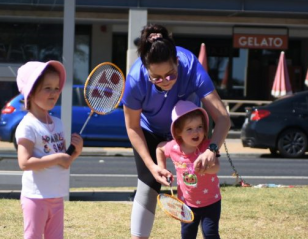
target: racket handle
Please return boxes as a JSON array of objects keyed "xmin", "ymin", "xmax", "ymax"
[
  {"xmin": 167, "ymin": 177, "xmax": 172, "ymax": 185},
  {"xmin": 167, "ymin": 177, "xmax": 174, "ymax": 196},
  {"xmin": 66, "ymin": 144, "xmax": 75, "ymax": 155}
]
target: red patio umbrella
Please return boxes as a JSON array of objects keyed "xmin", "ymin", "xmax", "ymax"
[
  {"xmin": 271, "ymin": 51, "xmax": 292, "ymax": 98},
  {"xmin": 305, "ymin": 68, "xmax": 308, "ymax": 87},
  {"xmin": 198, "ymin": 43, "xmax": 208, "ymax": 72}
]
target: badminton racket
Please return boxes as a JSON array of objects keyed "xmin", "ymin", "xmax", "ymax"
[
  {"xmin": 66, "ymin": 62, "xmax": 125, "ymax": 155},
  {"xmin": 157, "ymin": 177, "xmax": 194, "ymax": 223}
]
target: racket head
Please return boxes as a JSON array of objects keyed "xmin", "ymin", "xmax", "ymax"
[
  {"xmin": 83, "ymin": 62, "xmax": 125, "ymax": 115},
  {"xmin": 157, "ymin": 193, "xmax": 194, "ymax": 223}
]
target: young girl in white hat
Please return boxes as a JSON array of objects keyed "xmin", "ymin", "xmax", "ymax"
[
  {"xmin": 15, "ymin": 61, "xmax": 83, "ymax": 239},
  {"xmin": 157, "ymin": 100, "xmax": 221, "ymax": 239}
]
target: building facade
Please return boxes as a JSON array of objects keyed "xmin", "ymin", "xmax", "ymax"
[{"xmin": 0, "ymin": 0, "xmax": 308, "ymax": 108}]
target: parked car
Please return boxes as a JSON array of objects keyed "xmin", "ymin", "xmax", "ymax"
[
  {"xmin": 241, "ymin": 91, "xmax": 308, "ymax": 158},
  {"xmin": 0, "ymin": 85, "xmax": 131, "ymax": 148}
]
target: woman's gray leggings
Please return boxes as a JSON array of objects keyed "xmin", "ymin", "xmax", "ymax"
[{"xmin": 130, "ymin": 130, "xmax": 165, "ymax": 237}]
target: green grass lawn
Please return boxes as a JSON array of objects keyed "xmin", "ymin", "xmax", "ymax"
[{"xmin": 1, "ymin": 187, "xmax": 307, "ymax": 238}]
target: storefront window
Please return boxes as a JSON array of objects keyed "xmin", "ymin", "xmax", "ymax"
[
  {"xmin": 0, "ymin": 22, "xmax": 90, "ymax": 84},
  {"xmin": 231, "ymin": 49, "xmax": 248, "ymax": 96},
  {"xmin": 0, "ymin": 22, "xmax": 90, "ymax": 107},
  {"xmin": 112, "ymin": 33, "xmax": 128, "ymax": 76},
  {"xmin": 111, "ymin": 34, "xmax": 303, "ymax": 102},
  {"xmin": 74, "ymin": 35, "xmax": 90, "ymax": 85},
  {"xmin": 174, "ymin": 36, "xmax": 247, "ymax": 99},
  {"xmin": 246, "ymin": 40, "xmax": 301, "ymax": 100},
  {"xmin": 0, "ymin": 23, "xmax": 62, "ymax": 63}
]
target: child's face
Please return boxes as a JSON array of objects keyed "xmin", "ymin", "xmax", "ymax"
[
  {"xmin": 31, "ymin": 72, "xmax": 61, "ymax": 111},
  {"xmin": 178, "ymin": 116, "xmax": 205, "ymax": 148}
]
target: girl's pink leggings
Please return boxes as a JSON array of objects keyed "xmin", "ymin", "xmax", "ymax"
[{"xmin": 21, "ymin": 195, "xmax": 64, "ymax": 239}]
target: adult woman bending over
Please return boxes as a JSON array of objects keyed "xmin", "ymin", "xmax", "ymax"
[{"xmin": 121, "ymin": 24, "xmax": 231, "ymax": 239}]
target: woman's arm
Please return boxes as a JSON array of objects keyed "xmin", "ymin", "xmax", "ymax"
[
  {"xmin": 156, "ymin": 141, "xmax": 168, "ymax": 169},
  {"xmin": 156, "ymin": 141, "xmax": 172, "ymax": 186},
  {"xmin": 202, "ymin": 90, "xmax": 231, "ymax": 148},
  {"xmin": 194, "ymin": 90, "xmax": 231, "ymax": 174},
  {"xmin": 123, "ymin": 105, "xmax": 172, "ymax": 184},
  {"xmin": 204, "ymin": 157, "xmax": 220, "ymax": 174}
]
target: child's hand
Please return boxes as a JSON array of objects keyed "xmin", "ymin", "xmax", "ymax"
[{"xmin": 70, "ymin": 133, "xmax": 83, "ymax": 157}]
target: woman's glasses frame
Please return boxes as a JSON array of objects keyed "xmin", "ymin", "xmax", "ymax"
[{"xmin": 148, "ymin": 73, "xmax": 177, "ymax": 84}]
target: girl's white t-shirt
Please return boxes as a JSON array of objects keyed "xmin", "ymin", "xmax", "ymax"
[{"xmin": 15, "ymin": 113, "xmax": 69, "ymax": 199}]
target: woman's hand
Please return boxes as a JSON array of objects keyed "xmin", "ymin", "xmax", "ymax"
[
  {"xmin": 193, "ymin": 150, "xmax": 217, "ymax": 174},
  {"xmin": 149, "ymin": 164, "xmax": 173, "ymax": 186}
]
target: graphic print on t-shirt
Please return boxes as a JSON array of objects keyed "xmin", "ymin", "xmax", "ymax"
[
  {"xmin": 182, "ymin": 163, "xmax": 198, "ymax": 187},
  {"xmin": 42, "ymin": 132, "xmax": 65, "ymax": 154}
]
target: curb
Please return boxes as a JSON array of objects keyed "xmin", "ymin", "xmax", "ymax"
[
  {"xmin": 0, "ymin": 135, "xmax": 270, "ymax": 157},
  {"xmin": 81, "ymin": 150, "xmax": 133, "ymax": 157}
]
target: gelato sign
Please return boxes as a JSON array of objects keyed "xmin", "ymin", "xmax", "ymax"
[{"xmin": 233, "ymin": 34, "xmax": 288, "ymax": 50}]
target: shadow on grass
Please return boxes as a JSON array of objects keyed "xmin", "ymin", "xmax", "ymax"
[
  {"xmin": 69, "ymin": 191, "xmax": 136, "ymax": 201},
  {"xmin": 0, "ymin": 191, "xmax": 136, "ymax": 202},
  {"xmin": 0, "ymin": 189, "xmax": 179, "ymax": 201},
  {"xmin": 1, "ymin": 186, "xmax": 246, "ymax": 202}
]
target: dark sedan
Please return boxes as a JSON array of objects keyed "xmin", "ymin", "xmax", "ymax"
[{"xmin": 241, "ymin": 91, "xmax": 308, "ymax": 158}]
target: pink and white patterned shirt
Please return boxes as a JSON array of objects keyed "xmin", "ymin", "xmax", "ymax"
[{"xmin": 164, "ymin": 139, "xmax": 221, "ymax": 208}]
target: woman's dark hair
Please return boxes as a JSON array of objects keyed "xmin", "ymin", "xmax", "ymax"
[{"xmin": 137, "ymin": 24, "xmax": 177, "ymax": 68}]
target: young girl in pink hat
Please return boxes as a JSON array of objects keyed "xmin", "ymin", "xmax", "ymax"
[
  {"xmin": 15, "ymin": 61, "xmax": 83, "ymax": 239},
  {"xmin": 157, "ymin": 100, "xmax": 221, "ymax": 239}
]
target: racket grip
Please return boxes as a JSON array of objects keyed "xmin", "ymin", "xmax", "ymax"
[
  {"xmin": 167, "ymin": 177, "xmax": 172, "ymax": 185},
  {"xmin": 66, "ymin": 144, "xmax": 75, "ymax": 155}
]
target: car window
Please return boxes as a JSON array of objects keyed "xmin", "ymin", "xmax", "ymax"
[{"xmin": 293, "ymin": 95, "xmax": 308, "ymax": 112}]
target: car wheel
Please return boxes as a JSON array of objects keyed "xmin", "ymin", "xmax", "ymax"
[{"xmin": 277, "ymin": 129, "xmax": 307, "ymax": 158}]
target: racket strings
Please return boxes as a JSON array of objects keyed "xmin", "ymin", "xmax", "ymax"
[
  {"xmin": 85, "ymin": 64, "xmax": 124, "ymax": 114},
  {"xmin": 158, "ymin": 194, "xmax": 193, "ymax": 222}
]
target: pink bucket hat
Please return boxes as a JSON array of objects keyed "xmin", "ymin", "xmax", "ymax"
[
  {"xmin": 16, "ymin": 60, "xmax": 66, "ymax": 108},
  {"xmin": 171, "ymin": 100, "xmax": 209, "ymax": 139}
]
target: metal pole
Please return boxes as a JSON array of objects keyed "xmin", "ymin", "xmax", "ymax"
[
  {"xmin": 126, "ymin": 9, "xmax": 147, "ymax": 74},
  {"xmin": 62, "ymin": 0, "xmax": 75, "ymax": 200}
]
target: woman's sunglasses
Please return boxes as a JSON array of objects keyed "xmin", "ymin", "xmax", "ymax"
[{"xmin": 148, "ymin": 74, "xmax": 177, "ymax": 84}]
